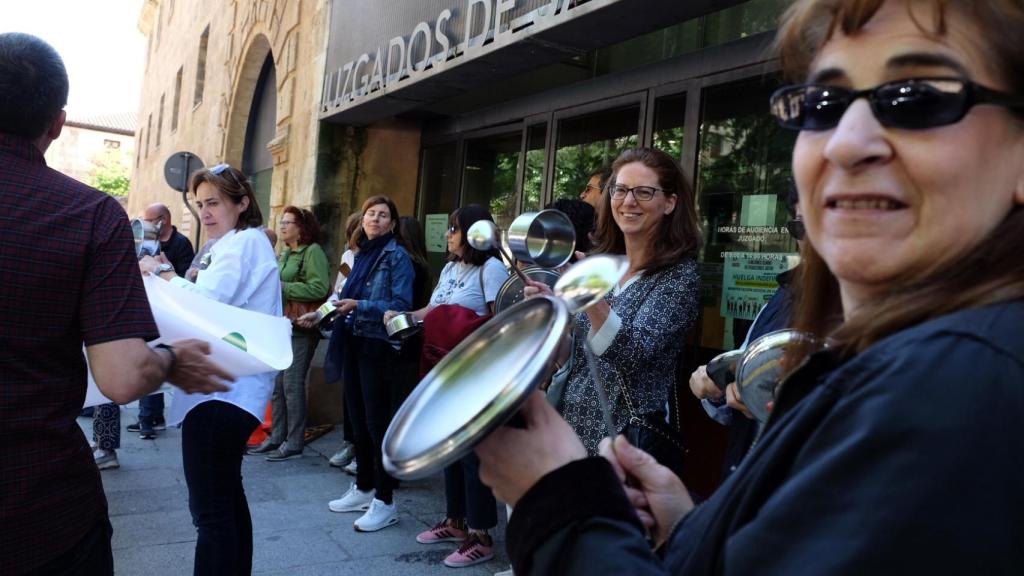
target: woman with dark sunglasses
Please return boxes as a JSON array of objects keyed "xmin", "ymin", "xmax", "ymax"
[
  {"xmin": 475, "ymin": 1, "xmax": 1024, "ymax": 574},
  {"xmin": 383, "ymin": 205, "xmax": 509, "ymax": 568}
]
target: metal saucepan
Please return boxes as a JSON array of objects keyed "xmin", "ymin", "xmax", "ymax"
[
  {"xmin": 385, "ymin": 312, "xmax": 422, "ymax": 340},
  {"xmin": 131, "ymin": 218, "xmax": 162, "ymax": 259},
  {"xmin": 706, "ymin": 348, "xmax": 745, "ymax": 391},
  {"xmin": 735, "ymin": 329, "xmax": 826, "ymax": 425},
  {"xmin": 494, "ymin": 266, "xmax": 561, "ymax": 313},
  {"xmin": 507, "ymin": 209, "xmax": 576, "ymax": 269},
  {"xmin": 382, "ymin": 254, "xmax": 629, "ymax": 479}
]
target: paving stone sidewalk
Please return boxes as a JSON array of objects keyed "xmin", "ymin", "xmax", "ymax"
[{"xmin": 81, "ymin": 403, "xmax": 510, "ymax": 575}]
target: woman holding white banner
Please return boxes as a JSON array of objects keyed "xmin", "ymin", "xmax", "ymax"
[{"xmin": 140, "ymin": 163, "xmax": 281, "ymax": 576}]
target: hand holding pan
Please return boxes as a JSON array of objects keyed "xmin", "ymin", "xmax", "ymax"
[{"xmin": 382, "ymin": 254, "xmax": 628, "ymax": 480}]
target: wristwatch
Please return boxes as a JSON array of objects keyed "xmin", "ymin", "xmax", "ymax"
[{"xmin": 156, "ymin": 263, "xmax": 174, "ymax": 275}]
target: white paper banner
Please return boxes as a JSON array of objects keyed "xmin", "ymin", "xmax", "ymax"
[{"xmin": 84, "ymin": 276, "xmax": 293, "ymax": 407}]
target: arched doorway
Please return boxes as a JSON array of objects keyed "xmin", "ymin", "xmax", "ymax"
[{"xmin": 243, "ymin": 55, "xmax": 277, "ymax": 225}]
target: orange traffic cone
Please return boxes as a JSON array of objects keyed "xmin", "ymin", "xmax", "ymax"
[{"xmin": 246, "ymin": 403, "xmax": 273, "ymax": 448}]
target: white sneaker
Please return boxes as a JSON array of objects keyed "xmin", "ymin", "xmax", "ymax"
[
  {"xmin": 494, "ymin": 568, "xmax": 515, "ymax": 576},
  {"xmin": 343, "ymin": 459, "xmax": 358, "ymax": 475},
  {"xmin": 329, "ymin": 444, "xmax": 355, "ymax": 467},
  {"xmin": 93, "ymin": 448, "xmax": 120, "ymax": 470},
  {"xmin": 328, "ymin": 483, "xmax": 374, "ymax": 513},
  {"xmin": 353, "ymin": 498, "xmax": 398, "ymax": 532}
]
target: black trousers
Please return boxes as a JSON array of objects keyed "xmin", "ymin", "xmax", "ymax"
[
  {"xmin": 445, "ymin": 452, "xmax": 498, "ymax": 530},
  {"xmin": 182, "ymin": 400, "xmax": 260, "ymax": 576},
  {"xmin": 32, "ymin": 517, "xmax": 113, "ymax": 575},
  {"xmin": 343, "ymin": 335, "xmax": 399, "ymax": 504}
]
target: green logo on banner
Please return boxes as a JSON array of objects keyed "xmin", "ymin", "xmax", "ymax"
[{"xmin": 222, "ymin": 332, "xmax": 248, "ymax": 351}]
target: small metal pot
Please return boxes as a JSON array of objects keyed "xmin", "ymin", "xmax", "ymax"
[
  {"xmin": 507, "ymin": 209, "xmax": 575, "ymax": 269},
  {"xmin": 385, "ymin": 313, "xmax": 421, "ymax": 340}
]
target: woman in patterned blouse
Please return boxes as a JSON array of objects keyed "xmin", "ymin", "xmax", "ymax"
[{"xmin": 537, "ymin": 147, "xmax": 703, "ymax": 455}]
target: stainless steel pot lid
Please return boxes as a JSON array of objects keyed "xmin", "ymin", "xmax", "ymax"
[
  {"xmin": 736, "ymin": 329, "xmax": 826, "ymax": 424},
  {"xmin": 494, "ymin": 267, "xmax": 561, "ymax": 313},
  {"xmin": 383, "ymin": 296, "xmax": 570, "ymax": 480}
]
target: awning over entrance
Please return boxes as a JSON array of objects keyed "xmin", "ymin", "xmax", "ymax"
[{"xmin": 320, "ymin": 0, "xmax": 747, "ymax": 125}]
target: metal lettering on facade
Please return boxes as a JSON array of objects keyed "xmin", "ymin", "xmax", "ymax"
[{"xmin": 320, "ymin": 0, "xmax": 579, "ymax": 114}]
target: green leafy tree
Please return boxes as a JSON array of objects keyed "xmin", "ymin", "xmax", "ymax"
[{"xmin": 89, "ymin": 149, "xmax": 131, "ymax": 197}]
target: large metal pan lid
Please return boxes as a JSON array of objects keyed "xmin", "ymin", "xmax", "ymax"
[
  {"xmin": 383, "ymin": 296, "xmax": 570, "ymax": 480},
  {"xmin": 494, "ymin": 267, "xmax": 561, "ymax": 313}
]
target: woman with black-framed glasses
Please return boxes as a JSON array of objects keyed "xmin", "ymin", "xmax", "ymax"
[
  {"xmin": 525, "ymin": 147, "xmax": 703, "ymax": 464},
  {"xmin": 475, "ymin": 1, "xmax": 1024, "ymax": 574}
]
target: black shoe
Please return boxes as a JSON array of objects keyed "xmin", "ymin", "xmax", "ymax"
[
  {"xmin": 139, "ymin": 420, "xmax": 156, "ymax": 440},
  {"xmin": 130, "ymin": 418, "xmax": 166, "ymax": 434},
  {"xmin": 247, "ymin": 440, "xmax": 280, "ymax": 455},
  {"xmin": 265, "ymin": 447, "xmax": 303, "ymax": 462}
]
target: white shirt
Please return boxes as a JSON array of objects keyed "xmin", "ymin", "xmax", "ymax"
[
  {"xmin": 167, "ymin": 227, "xmax": 282, "ymax": 425},
  {"xmin": 430, "ymin": 257, "xmax": 508, "ymax": 316}
]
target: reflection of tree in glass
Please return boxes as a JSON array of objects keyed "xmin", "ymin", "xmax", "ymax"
[
  {"xmin": 489, "ymin": 151, "xmax": 519, "ymax": 229},
  {"xmin": 523, "ymin": 149, "xmax": 544, "ymax": 212},
  {"xmin": 553, "ymin": 136, "xmax": 637, "ymax": 201},
  {"xmin": 697, "ymin": 113, "xmax": 796, "ymax": 263},
  {"xmin": 654, "ymin": 127, "xmax": 684, "ymax": 163}
]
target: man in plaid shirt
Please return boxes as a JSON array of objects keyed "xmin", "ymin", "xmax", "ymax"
[{"xmin": 0, "ymin": 33, "xmax": 232, "ymax": 575}]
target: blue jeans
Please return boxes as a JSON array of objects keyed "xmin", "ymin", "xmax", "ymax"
[
  {"xmin": 138, "ymin": 392, "xmax": 165, "ymax": 423},
  {"xmin": 182, "ymin": 401, "xmax": 260, "ymax": 576}
]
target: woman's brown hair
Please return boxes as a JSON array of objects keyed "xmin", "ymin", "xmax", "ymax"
[
  {"xmin": 594, "ymin": 147, "xmax": 702, "ymax": 274},
  {"xmin": 282, "ymin": 205, "xmax": 323, "ymax": 246},
  {"xmin": 776, "ymin": 0, "xmax": 1024, "ymax": 357},
  {"xmin": 188, "ymin": 164, "xmax": 264, "ymax": 230},
  {"xmin": 348, "ymin": 195, "xmax": 403, "ymax": 250}
]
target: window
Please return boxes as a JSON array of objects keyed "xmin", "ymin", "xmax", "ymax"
[
  {"xmin": 103, "ymin": 139, "xmax": 121, "ymax": 149},
  {"xmin": 136, "ymin": 131, "xmax": 142, "ymax": 166},
  {"xmin": 418, "ymin": 142, "xmax": 460, "ymax": 281},
  {"xmin": 462, "ymin": 131, "xmax": 522, "ymax": 232},
  {"xmin": 696, "ymin": 77, "xmax": 797, "ymax": 349},
  {"xmin": 145, "ymin": 114, "xmax": 152, "ymax": 158},
  {"xmin": 194, "ymin": 26, "xmax": 209, "ymax": 107},
  {"xmin": 156, "ymin": 93, "xmax": 165, "ymax": 148},
  {"xmin": 521, "ymin": 124, "xmax": 547, "ymax": 213},
  {"xmin": 552, "ymin": 105, "xmax": 640, "ymax": 201},
  {"xmin": 653, "ymin": 93, "xmax": 686, "ymax": 162},
  {"xmin": 171, "ymin": 67, "xmax": 182, "ymax": 132}
]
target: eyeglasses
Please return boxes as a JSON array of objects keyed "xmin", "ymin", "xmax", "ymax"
[
  {"xmin": 447, "ymin": 225, "xmax": 459, "ymax": 234},
  {"xmin": 280, "ymin": 220, "xmax": 297, "ymax": 227},
  {"xmin": 786, "ymin": 217, "xmax": 805, "ymax": 241},
  {"xmin": 209, "ymin": 163, "xmax": 230, "ymax": 175},
  {"xmin": 584, "ymin": 184, "xmax": 602, "ymax": 194},
  {"xmin": 770, "ymin": 77, "xmax": 1024, "ymax": 131},
  {"xmin": 609, "ymin": 184, "xmax": 665, "ymax": 202}
]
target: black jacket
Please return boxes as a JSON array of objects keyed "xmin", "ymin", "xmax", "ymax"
[{"xmin": 509, "ymin": 300, "xmax": 1024, "ymax": 575}]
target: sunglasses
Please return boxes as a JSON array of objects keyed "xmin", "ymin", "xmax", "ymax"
[
  {"xmin": 609, "ymin": 184, "xmax": 665, "ymax": 202},
  {"xmin": 769, "ymin": 77, "xmax": 1024, "ymax": 131},
  {"xmin": 785, "ymin": 217, "xmax": 805, "ymax": 241}
]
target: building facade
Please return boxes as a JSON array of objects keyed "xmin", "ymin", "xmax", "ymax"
[
  {"xmin": 133, "ymin": 0, "xmax": 798, "ymax": 491},
  {"xmin": 46, "ymin": 113, "xmax": 136, "ymax": 207}
]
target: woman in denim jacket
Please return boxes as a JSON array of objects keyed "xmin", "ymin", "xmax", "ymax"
[{"xmin": 323, "ymin": 195, "xmax": 413, "ymax": 533}]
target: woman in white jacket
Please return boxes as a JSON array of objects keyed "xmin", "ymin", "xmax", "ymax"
[{"xmin": 140, "ymin": 163, "xmax": 280, "ymax": 576}]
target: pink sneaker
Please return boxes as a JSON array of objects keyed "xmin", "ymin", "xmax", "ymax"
[
  {"xmin": 443, "ymin": 534, "xmax": 494, "ymax": 568},
  {"xmin": 416, "ymin": 519, "xmax": 468, "ymax": 544}
]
